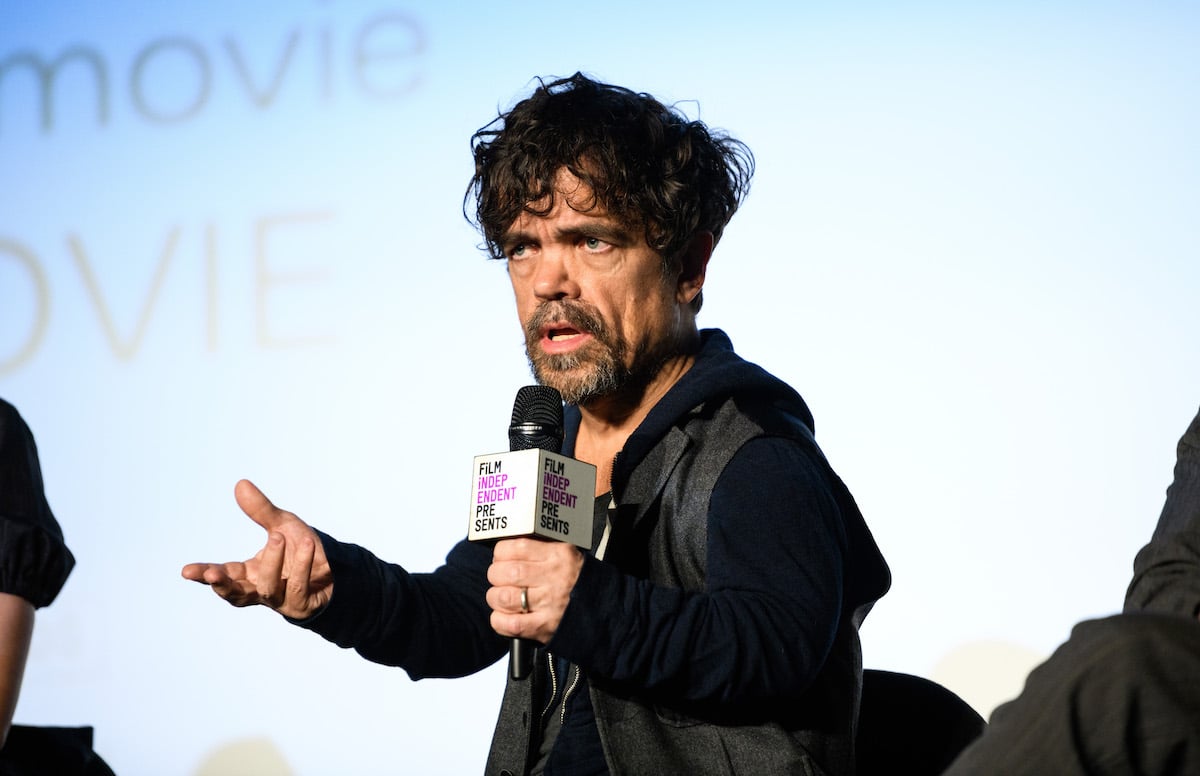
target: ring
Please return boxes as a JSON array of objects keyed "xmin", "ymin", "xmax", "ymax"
[{"xmin": 520, "ymin": 587, "xmax": 530, "ymax": 613}]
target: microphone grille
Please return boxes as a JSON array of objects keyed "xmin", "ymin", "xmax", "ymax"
[{"xmin": 509, "ymin": 385, "xmax": 564, "ymax": 452}]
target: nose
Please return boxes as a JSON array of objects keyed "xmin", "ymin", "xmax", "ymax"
[{"xmin": 531, "ymin": 248, "xmax": 580, "ymax": 301}]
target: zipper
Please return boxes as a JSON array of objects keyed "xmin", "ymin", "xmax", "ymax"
[
  {"xmin": 539, "ymin": 651, "xmax": 558, "ymax": 726},
  {"xmin": 559, "ymin": 664, "xmax": 582, "ymax": 724},
  {"xmin": 539, "ymin": 653, "xmax": 584, "ymax": 727},
  {"xmin": 537, "ymin": 457, "xmax": 614, "ymax": 730}
]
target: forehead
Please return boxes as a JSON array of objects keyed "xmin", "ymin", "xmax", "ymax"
[
  {"xmin": 549, "ymin": 167, "xmax": 599, "ymax": 209},
  {"xmin": 505, "ymin": 168, "xmax": 627, "ymax": 234}
]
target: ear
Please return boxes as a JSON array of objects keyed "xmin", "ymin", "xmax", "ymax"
[{"xmin": 676, "ymin": 231, "xmax": 713, "ymax": 305}]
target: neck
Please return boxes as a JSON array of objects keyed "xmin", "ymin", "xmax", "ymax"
[{"xmin": 572, "ymin": 349, "xmax": 697, "ymax": 493}]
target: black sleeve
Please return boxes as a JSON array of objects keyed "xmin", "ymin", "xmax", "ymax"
[
  {"xmin": 549, "ymin": 436, "xmax": 846, "ymax": 705},
  {"xmin": 292, "ymin": 532, "xmax": 508, "ymax": 679},
  {"xmin": 0, "ymin": 400, "xmax": 75, "ymax": 608},
  {"xmin": 1125, "ymin": 406, "xmax": 1200, "ymax": 618}
]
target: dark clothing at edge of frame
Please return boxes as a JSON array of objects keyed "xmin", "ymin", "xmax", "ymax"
[
  {"xmin": 0, "ymin": 399, "xmax": 74, "ymax": 609},
  {"xmin": 293, "ymin": 329, "xmax": 891, "ymax": 776},
  {"xmin": 945, "ymin": 405, "xmax": 1200, "ymax": 776},
  {"xmin": 1125, "ymin": 407, "xmax": 1200, "ymax": 619},
  {"xmin": 942, "ymin": 613, "xmax": 1200, "ymax": 776}
]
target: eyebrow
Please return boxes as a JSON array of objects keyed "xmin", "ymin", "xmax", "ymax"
[
  {"xmin": 500, "ymin": 220, "xmax": 635, "ymax": 252},
  {"xmin": 558, "ymin": 222, "xmax": 633, "ymax": 245}
]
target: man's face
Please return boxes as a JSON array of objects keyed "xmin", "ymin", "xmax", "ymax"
[{"xmin": 501, "ymin": 169, "xmax": 696, "ymax": 406}]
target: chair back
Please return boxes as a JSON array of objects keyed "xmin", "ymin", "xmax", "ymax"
[{"xmin": 856, "ymin": 669, "xmax": 987, "ymax": 776}]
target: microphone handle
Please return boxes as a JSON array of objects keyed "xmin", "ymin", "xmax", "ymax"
[{"xmin": 510, "ymin": 636, "xmax": 534, "ymax": 680}]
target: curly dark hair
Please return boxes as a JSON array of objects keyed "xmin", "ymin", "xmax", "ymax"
[{"xmin": 465, "ymin": 73, "xmax": 754, "ymax": 309}]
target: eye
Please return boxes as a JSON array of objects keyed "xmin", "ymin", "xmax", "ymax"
[
  {"xmin": 583, "ymin": 237, "xmax": 606, "ymax": 251},
  {"xmin": 508, "ymin": 243, "xmax": 529, "ymax": 259}
]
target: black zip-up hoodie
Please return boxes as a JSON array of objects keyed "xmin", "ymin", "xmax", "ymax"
[{"xmin": 302, "ymin": 329, "xmax": 890, "ymax": 774}]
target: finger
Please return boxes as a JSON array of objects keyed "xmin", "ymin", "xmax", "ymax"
[
  {"xmin": 181, "ymin": 563, "xmax": 213, "ymax": 582},
  {"xmin": 212, "ymin": 579, "xmax": 261, "ymax": 607},
  {"xmin": 490, "ymin": 610, "xmax": 544, "ymax": 643},
  {"xmin": 286, "ymin": 534, "xmax": 316, "ymax": 605},
  {"xmin": 234, "ymin": 479, "xmax": 287, "ymax": 532},
  {"xmin": 485, "ymin": 585, "xmax": 530, "ymax": 614},
  {"xmin": 490, "ymin": 610, "xmax": 525, "ymax": 639},
  {"xmin": 491, "ymin": 537, "xmax": 544, "ymax": 561},
  {"xmin": 256, "ymin": 532, "xmax": 286, "ymax": 606},
  {"xmin": 181, "ymin": 561, "xmax": 261, "ymax": 608},
  {"xmin": 196, "ymin": 564, "xmax": 259, "ymax": 607},
  {"xmin": 487, "ymin": 559, "xmax": 526, "ymax": 587},
  {"xmin": 181, "ymin": 562, "xmax": 240, "ymax": 588}
]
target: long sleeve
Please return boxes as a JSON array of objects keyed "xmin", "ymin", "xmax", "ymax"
[
  {"xmin": 548, "ymin": 436, "xmax": 847, "ymax": 706},
  {"xmin": 1124, "ymin": 406, "xmax": 1200, "ymax": 618},
  {"xmin": 294, "ymin": 531, "xmax": 508, "ymax": 679}
]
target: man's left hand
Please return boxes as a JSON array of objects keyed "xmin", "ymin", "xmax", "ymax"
[{"xmin": 487, "ymin": 537, "xmax": 584, "ymax": 645}]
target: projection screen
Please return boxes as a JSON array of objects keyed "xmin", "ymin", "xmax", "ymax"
[{"xmin": 1, "ymin": 2, "xmax": 1197, "ymax": 773}]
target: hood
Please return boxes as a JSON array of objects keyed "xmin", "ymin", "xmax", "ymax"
[{"xmin": 563, "ymin": 328, "xmax": 814, "ymax": 476}]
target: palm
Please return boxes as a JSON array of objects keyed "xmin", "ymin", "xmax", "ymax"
[{"xmin": 182, "ymin": 480, "xmax": 333, "ymax": 620}]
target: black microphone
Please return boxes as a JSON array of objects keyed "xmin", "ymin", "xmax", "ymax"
[
  {"xmin": 467, "ymin": 386, "xmax": 596, "ymax": 680},
  {"xmin": 507, "ymin": 386, "xmax": 562, "ymax": 681},
  {"xmin": 508, "ymin": 385, "xmax": 565, "ymax": 454}
]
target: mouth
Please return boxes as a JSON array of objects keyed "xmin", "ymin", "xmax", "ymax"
[{"xmin": 538, "ymin": 322, "xmax": 593, "ymax": 354}]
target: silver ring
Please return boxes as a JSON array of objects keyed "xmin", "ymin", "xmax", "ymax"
[{"xmin": 520, "ymin": 587, "xmax": 530, "ymax": 613}]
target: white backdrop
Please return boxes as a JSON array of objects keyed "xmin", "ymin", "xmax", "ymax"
[{"xmin": 1, "ymin": 2, "xmax": 1198, "ymax": 773}]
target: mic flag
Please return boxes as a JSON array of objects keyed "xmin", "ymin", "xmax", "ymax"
[
  {"xmin": 468, "ymin": 386, "xmax": 596, "ymax": 681},
  {"xmin": 468, "ymin": 389, "xmax": 596, "ymax": 547}
]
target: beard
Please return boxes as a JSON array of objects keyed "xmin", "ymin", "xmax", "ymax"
[{"xmin": 522, "ymin": 301, "xmax": 669, "ymax": 407}]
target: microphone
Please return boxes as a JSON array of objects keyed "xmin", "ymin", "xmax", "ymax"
[
  {"xmin": 508, "ymin": 384, "xmax": 565, "ymax": 453},
  {"xmin": 468, "ymin": 386, "xmax": 596, "ymax": 680}
]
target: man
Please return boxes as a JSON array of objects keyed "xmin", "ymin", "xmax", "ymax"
[
  {"xmin": 943, "ymin": 405, "xmax": 1200, "ymax": 775},
  {"xmin": 182, "ymin": 73, "xmax": 891, "ymax": 775}
]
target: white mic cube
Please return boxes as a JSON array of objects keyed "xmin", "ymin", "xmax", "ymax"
[{"xmin": 468, "ymin": 448, "xmax": 597, "ymax": 548}]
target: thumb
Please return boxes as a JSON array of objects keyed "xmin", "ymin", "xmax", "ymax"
[{"xmin": 234, "ymin": 478, "xmax": 286, "ymax": 532}]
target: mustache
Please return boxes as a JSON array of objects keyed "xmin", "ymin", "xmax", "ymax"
[{"xmin": 524, "ymin": 301, "xmax": 608, "ymax": 340}]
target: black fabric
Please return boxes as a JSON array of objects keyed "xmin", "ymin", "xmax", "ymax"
[
  {"xmin": 536, "ymin": 495, "xmax": 611, "ymax": 775},
  {"xmin": 542, "ymin": 676, "xmax": 606, "ymax": 776},
  {"xmin": 539, "ymin": 330, "xmax": 888, "ymax": 775},
  {"xmin": 296, "ymin": 330, "xmax": 889, "ymax": 775},
  {"xmin": 0, "ymin": 400, "xmax": 74, "ymax": 608},
  {"xmin": 944, "ymin": 404, "xmax": 1200, "ymax": 776},
  {"xmin": 0, "ymin": 725, "xmax": 116, "ymax": 776},
  {"xmin": 856, "ymin": 670, "xmax": 985, "ymax": 776},
  {"xmin": 942, "ymin": 614, "xmax": 1200, "ymax": 776},
  {"xmin": 589, "ymin": 329, "xmax": 890, "ymax": 621},
  {"xmin": 1126, "ymin": 406, "xmax": 1200, "ymax": 619}
]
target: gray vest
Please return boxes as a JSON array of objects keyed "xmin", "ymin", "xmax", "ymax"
[{"xmin": 484, "ymin": 396, "xmax": 861, "ymax": 776}]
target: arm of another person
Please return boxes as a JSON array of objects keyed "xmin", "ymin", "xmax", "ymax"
[
  {"xmin": 0, "ymin": 593, "xmax": 34, "ymax": 749},
  {"xmin": 1125, "ymin": 406, "xmax": 1200, "ymax": 620},
  {"xmin": 0, "ymin": 400, "xmax": 73, "ymax": 749}
]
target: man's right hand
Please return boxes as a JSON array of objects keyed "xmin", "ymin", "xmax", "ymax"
[{"xmin": 181, "ymin": 479, "xmax": 333, "ymax": 620}]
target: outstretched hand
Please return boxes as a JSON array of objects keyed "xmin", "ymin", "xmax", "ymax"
[{"xmin": 181, "ymin": 479, "xmax": 333, "ymax": 620}]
